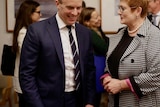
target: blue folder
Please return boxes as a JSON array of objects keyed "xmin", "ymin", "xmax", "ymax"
[{"xmin": 94, "ymin": 55, "xmax": 106, "ymax": 92}]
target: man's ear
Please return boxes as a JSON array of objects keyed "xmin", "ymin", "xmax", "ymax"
[
  {"xmin": 55, "ymin": 0, "xmax": 59, "ymax": 6},
  {"xmin": 55, "ymin": 0, "xmax": 60, "ymax": 10}
]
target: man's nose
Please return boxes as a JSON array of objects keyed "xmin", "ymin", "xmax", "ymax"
[{"xmin": 71, "ymin": 8, "xmax": 79, "ymax": 15}]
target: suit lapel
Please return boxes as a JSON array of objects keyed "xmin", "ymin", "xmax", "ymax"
[
  {"xmin": 46, "ymin": 16, "xmax": 65, "ymax": 71},
  {"xmin": 75, "ymin": 24, "xmax": 85, "ymax": 76},
  {"xmin": 107, "ymin": 33, "xmax": 122, "ymax": 58},
  {"xmin": 108, "ymin": 30, "xmax": 141, "ymax": 62},
  {"xmin": 147, "ymin": 15, "xmax": 152, "ymax": 22},
  {"xmin": 148, "ymin": 14, "xmax": 160, "ymax": 29},
  {"xmin": 75, "ymin": 24, "xmax": 82, "ymax": 55}
]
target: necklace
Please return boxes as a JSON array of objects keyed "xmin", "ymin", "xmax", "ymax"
[{"xmin": 127, "ymin": 23, "xmax": 143, "ymax": 34}]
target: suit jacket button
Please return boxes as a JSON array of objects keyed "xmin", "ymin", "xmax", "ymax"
[{"xmin": 131, "ymin": 59, "xmax": 134, "ymax": 63}]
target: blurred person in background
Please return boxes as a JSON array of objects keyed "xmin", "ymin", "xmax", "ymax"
[
  {"xmin": 101, "ymin": 0, "xmax": 160, "ymax": 106},
  {"xmin": 12, "ymin": 1, "xmax": 41, "ymax": 107},
  {"xmin": 82, "ymin": 0, "xmax": 86, "ymax": 8},
  {"xmin": 79, "ymin": 7, "xmax": 109, "ymax": 107},
  {"xmin": 147, "ymin": 0, "xmax": 160, "ymax": 28}
]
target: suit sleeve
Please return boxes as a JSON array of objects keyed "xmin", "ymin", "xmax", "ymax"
[
  {"xmin": 19, "ymin": 25, "xmax": 44, "ymax": 107},
  {"xmin": 85, "ymin": 30, "xmax": 96, "ymax": 105},
  {"xmin": 130, "ymin": 28, "xmax": 160, "ymax": 98}
]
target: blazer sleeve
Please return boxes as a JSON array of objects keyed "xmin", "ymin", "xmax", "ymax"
[
  {"xmin": 19, "ymin": 25, "xmax": 44, "ymax": 107},
  {"xmin": 130, "ymin": 26, "xmax": 160, "ymax": 98}
]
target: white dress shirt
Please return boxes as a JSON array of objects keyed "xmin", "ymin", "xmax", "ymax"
[
  {"xmin": 56, "ymin": 14, "xmax": 79, "ymax": 92},
  {"xmin": 152, "ymin": 11, "xmax": 160, "ymax": 27}
]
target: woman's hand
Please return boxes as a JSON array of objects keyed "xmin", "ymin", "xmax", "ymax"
[
  {"xmin": 104, "ymin": 78, "xmax": 122, "ymax": 94},
  {"xmin": 102, "ymin": 76, "xmax": 129, "ymax": 94}
]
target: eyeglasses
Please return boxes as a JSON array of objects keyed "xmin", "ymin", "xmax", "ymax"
[
  {"xmin": 34, "ymin": 11, "xmax": 41, "ymax": 14},
  {"xmin": 148, "ymin": 0, "xmax": 155, "ymax": 2},
  {"xmin": 118, "ymin": 5, "xmax": 137, "ymax": 13}
]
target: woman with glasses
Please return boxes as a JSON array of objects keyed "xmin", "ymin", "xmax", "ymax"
[
  {"xmin": 12, "ymin": 1, "xmax": 41, "ymax": 107},
  {"xmin": 101, "ymin": 0, "xmax": 160, "ymax": 106}
]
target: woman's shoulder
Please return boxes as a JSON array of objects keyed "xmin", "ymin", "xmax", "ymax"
[
  {"xmin": 18, "ymin": 27, "xmax": 27, "ymax": 41},
  {"xmin": 90, "ymin": 29, "xmax": 98, "ymax": 35},
  {"xmin": 19, "ymin": 27, "xmax": 27, "ymax": 34}
]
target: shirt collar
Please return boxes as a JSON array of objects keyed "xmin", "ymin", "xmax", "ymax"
[
  {"xmin": 56, "ymin": 13, "xmax": 75, "ymax": 29},
  {"xmin": 156, "ymin": 11, "xmax": 160, "ymax": 16}
]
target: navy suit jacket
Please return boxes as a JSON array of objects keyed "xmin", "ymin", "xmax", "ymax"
[{"xmin": 19, "ymin": 15, "xmax": 96, "ymax": 107}]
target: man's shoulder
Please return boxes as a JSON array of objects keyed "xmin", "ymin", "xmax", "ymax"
[
  {"xmin": 33, "ymin": 16, "xmax": 55, "ymax": 26},
  {"xmin": 76, "ymin": 23, "xmax": 89, "ymax": 30}
]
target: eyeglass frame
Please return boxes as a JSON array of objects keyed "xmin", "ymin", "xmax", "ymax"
[
  {"xmin": 118, "ymin": 5, "xmax": 137, "ymax": 13},
  {"xmin": 34, "ymin": 11, "xmax": 41, "ymax": 14},
  {"xmin": 148, "ymin": 0, "xmax": 156, "ymax": 2}
]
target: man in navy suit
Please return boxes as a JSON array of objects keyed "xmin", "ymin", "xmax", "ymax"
[
  {"xmin": 147, "ymin": 0, "xmax": 160, "ymax": 28},
  {"xmin": 19, "ymin": 0, "xmax": 96, "ymax": 107}
]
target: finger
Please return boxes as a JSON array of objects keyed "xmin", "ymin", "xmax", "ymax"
[{"xmin": 103, "ymin": 77, "xmax": 111, "ymax": 85}]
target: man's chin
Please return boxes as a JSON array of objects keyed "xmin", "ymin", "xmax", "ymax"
[{"xmin": 68, "ymin": 20, "xmax": 77, "ymax": 24}]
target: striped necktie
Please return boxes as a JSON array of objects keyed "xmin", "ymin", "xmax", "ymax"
[{"xmin": 66, "ymin": 25, "xmax": 80, "ymax": 90}]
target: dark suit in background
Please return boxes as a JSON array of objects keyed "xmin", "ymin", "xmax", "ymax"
[
  {"xmin": 19, "ymin": 0, "xmax": 96, "ymax": 107},
  {"xmin": 147, "ymin": 14, "xmax": 160, "ymax": 28},
  {"xmin": 147, "ymin": 0, "xmax": 160, "ymax": 29}
]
